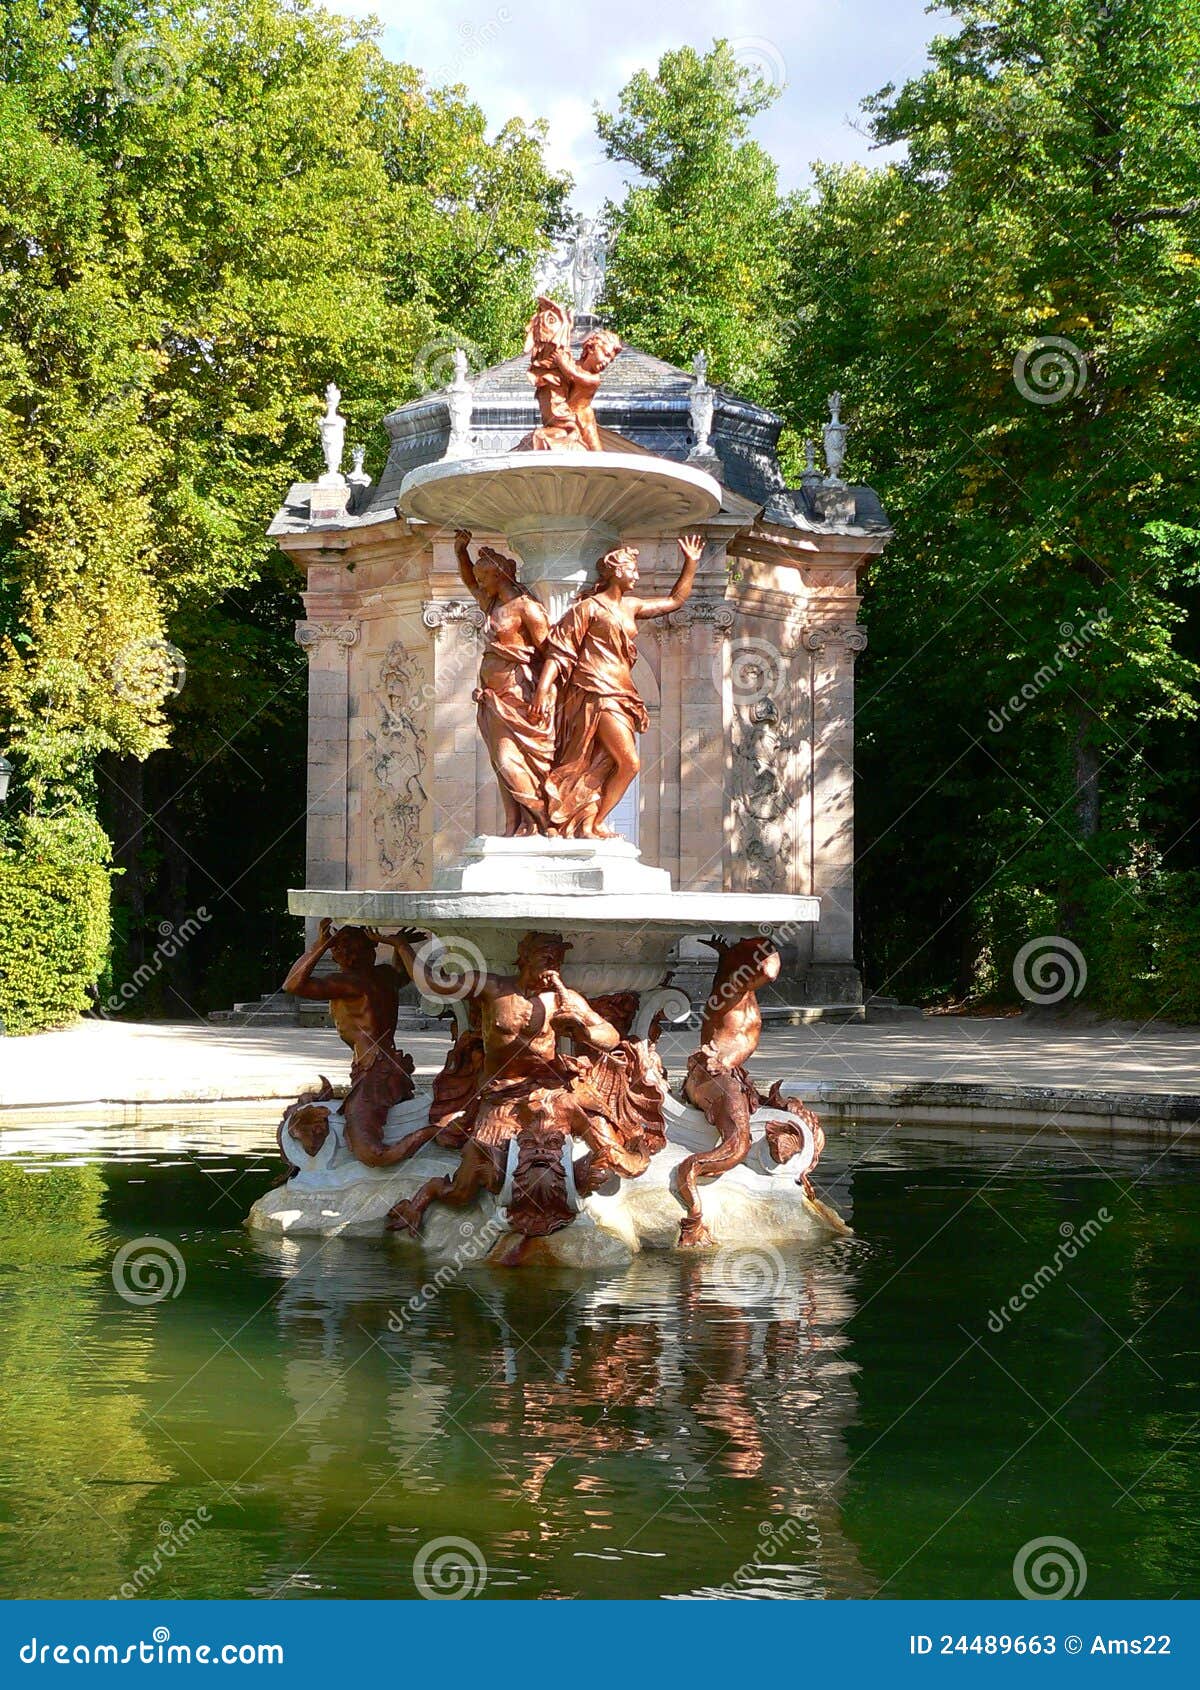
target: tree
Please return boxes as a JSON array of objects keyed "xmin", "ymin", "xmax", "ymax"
[
  {"xmin": 776, "ymin": 0, "xmax": 1200, "ymax": 1007},
  {"xmin": 0, "ymin": 0, "xmax": 567, "ymax": 1019},
  {"xmin": 597, "ymin": 41, "xmax": 786, "ymax": 396}
]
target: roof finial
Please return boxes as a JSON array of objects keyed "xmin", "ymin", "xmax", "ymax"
[
  {"xmin": 319, "ymin": 382, "xmax": 346, "ymax": 480},
  {"xmin": 823, "ymin": 391, "xmax": 848, "ymax": 484},
  {"xmin": 689, "ymin": 351, "xmax": 713, "ymax": 455},
  {"xmin": 443, "ymin": 348, "xmax": 474, "ymax": 459},
  {"xmin": 310, "ymin": 382, "xmax": 351, "ymax": 523},
  {"xmin": 686, "ymin": 348, "xmax": 723, "ymax": 481}
]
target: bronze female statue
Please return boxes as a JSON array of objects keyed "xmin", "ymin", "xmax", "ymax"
[
  {"xmin": 455, "ymin": 529, "xmax": 554, "ymax": 835},
  {"xmin": 532, "ymin": 535, "xmax": 704, "ymax": 838}
]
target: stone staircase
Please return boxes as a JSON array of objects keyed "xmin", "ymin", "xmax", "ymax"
[{"xmin": 207, "ymin": 989, "xmax": 452, "ymax": 1032}]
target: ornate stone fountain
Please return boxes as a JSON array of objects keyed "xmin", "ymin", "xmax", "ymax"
[{"xmin": 250, "ymin": 297, "xmax": 847, "ymax": 1266}]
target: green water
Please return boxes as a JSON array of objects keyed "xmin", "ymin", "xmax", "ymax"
[{"xmin": 0, "ymin": 1121, "xmax": 1196, "ymax": 1600}]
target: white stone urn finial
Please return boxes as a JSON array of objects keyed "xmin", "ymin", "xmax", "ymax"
[
  {"xmin": 443, "ymin": 348, "xmax": 474, "ymax": 460},
  {"xmin": 689, "ymin": 351, "xmax": 714, "ymax": 455},
  {"xmin": 319, "ymin": 382, "xmax": 347, "ymax": 481},
  {"xmin": 823, "ymin": 390, "xmax": 849, "ymax": 484},
  {"xmin": 347, "ymin": 444, "xmax": 371, "ymax": 488}
]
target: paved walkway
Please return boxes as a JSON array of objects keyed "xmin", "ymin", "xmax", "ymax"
[{"xmin": 1, "ymin": 1014, "xmax": 1197, "ymax": 1131}]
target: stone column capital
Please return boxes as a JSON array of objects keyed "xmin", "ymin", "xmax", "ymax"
[
  {"xmin": 801, "ymin": 622, "xmax": 868, "ymax": 656},
  {"xmin": 295, "ymin": 619, "xmax": 361, "ymax": 652},
  {"xmin": 652, "ymin": 600, "xmax": 735, "ymax": 643},
  {"xmin": 421, "ymin": 598, "xmax": 484, "ymax": 639}
]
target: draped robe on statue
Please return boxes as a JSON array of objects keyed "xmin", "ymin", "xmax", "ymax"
[
  {"xmin": 543, "ymin": 597, "xmax": 649, "ymax": 836},
  {"xmin": 474, "ymin": 601, "xmax": 554, "ymax": 826}
]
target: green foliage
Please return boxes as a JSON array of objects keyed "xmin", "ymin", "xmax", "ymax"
[
  {"xmin": 774, "ymin": 0, "xmax": 1200, "ymax": 1015},
  {"xmin": 0, "ymin": 0, "xmax": 567, "ymax": 1018},
  {"xmin": 0, "ymin": 811, "xmax": 111, "ymax": 1033},
  {"xmin": 598, "ymin": 41, "xmax": 786, "ymax": 396}
]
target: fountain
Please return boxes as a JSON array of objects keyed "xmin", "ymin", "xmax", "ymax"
[{"xmin": 249, "ymin": 296, "xmax": 845, "ymax": 1265}]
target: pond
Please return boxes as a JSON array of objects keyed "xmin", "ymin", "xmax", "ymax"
[{"xmin": 0, "ymin": 1120, "xmax": 1195, "ymax": 1600}]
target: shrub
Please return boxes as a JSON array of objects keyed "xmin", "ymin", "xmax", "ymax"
[{"xmin": 0, "ymin": 812, "xmax": 112, "ymax": 1035}]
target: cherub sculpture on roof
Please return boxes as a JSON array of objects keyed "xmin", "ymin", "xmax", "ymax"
[{"xmin": 517, "ymin": 296, "xmax": 622, "ymax": 452}]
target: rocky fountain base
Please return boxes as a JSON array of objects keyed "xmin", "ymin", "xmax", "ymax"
[
  {"xmin": 248, "ymin": 837, "xmax": 843, "ymax": 1263},
  {"xmin": 249, "ymin": 1088, "xmax": 845, "ymax": 1268}
]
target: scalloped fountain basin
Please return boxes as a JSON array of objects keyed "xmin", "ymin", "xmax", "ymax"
[
  {"xmin": 396, "ymin": 450, "xmax": 722, "ymax": 584},
  {"xmin": 290, "ymin": 840, "xmax": 818, "ymax": 1000}
]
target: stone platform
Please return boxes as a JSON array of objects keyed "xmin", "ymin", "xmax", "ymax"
[{"xmin": 4, "ymin": 1016, "xmax": 1198, "ymax": 1134}]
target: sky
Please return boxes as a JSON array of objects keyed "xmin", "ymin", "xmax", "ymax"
[{"xmin": 335, "ymin": 0, "xmax": 946, "ymax": 213}]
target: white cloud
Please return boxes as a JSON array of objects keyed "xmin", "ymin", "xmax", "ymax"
[{"xmin": 339, "ymin": 0, "xmax": 942, "ymax": 210}]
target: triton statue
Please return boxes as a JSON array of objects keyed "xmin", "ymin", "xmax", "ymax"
[
  {"xmin": 679, "ymin": 935, "xmax": 826, "ymax": 1248},
  {"xmin": 281, "ymin": 920, "xmax": 416, "ymax": 1167}
]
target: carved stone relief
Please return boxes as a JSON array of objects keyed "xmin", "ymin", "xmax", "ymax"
[{"xmin": 367, "ymin": 639, "xmax": 428, "ymax": 883}]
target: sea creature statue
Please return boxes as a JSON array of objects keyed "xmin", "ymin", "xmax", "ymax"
[
  {"xmin": 679, "ymin": 935, "xmax": 826, "ymax": 1248},
  {"xmin": 454, "ymin": 529, "xmax": 554, "ymax": 834},
  {"xmin": 281, "ymin": 920, "xmax": 419, "ymax": 1168},
  {"xmin": 532, "ymin": 536, "xmax": 704, "ymax": 837},
  {"xmin": 518, "ymin": 296, "xmax": 621, "ymax": 452},
  {"xmin": 380, "ymin": 931, "xmax": 668, "ymax": 1258},
  {"xmin": 426, "ymin": 997, "xmax": 485, "ymax": 1148}
]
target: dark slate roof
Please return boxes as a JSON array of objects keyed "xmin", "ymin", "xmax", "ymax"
[{"xmin": 269, "ymin": 317, "xmax": 890, "ymax": 538}]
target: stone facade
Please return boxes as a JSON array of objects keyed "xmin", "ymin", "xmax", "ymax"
[{"xmin": 269, "ymin": 331, "xmax": 890, "ymax": 1005}]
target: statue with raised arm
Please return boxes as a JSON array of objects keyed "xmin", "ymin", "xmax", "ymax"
[
  {"xmin": 677, "ymin": 935, "xmax": 826, "ymax": 1248},
  {"xmin": 281, "ymin": 920, "xmax": 417, "ymax": 1168},
  {"xmin": 533, "ymin": 534, "xmax": 705, "ymax": 838},
  {"xmin": 453, "ymin": 529, "xmax": 555, "ymax": 834},
  {"xmin": 517, "ymin": 296, "xmax": 621, "ymax": 452},
  {"xmin": 381, "ymin": 931, "xmax": 631, "ymax": 1245}
]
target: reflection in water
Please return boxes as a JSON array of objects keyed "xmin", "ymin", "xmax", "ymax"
[
  {"xmin": 1, "ymin": 1126, "xmax": 1197, "ymax": 1599},
  {"xmin": 250, "ymin": 1231, "xmax": 875, "ymax": 1598}
]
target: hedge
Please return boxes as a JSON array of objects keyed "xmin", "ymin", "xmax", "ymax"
[{"xmin": 0, "ymin": 812, "xmax": 112, "ymax": 1036}]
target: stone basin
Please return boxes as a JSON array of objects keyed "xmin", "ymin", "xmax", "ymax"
[
  {"xmin": 288, "ymin": 881, "xmax": 818, "ymax": 999},
  {"xmin": 396, "ymin": 450, "xmax": 722, "ymax": 587}
]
